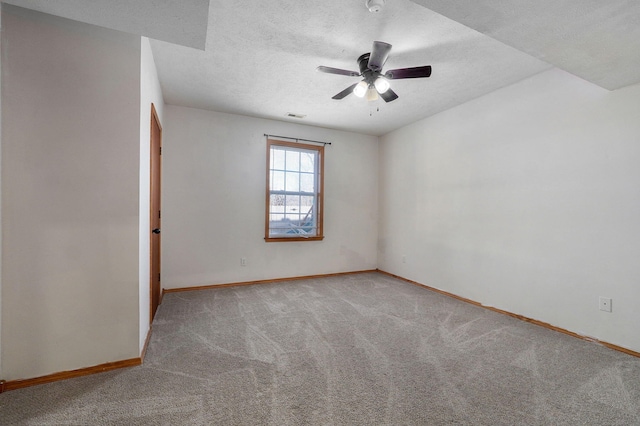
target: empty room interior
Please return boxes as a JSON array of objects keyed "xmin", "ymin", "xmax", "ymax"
[{"xmin": 1, "ymin": 0, "xmax": 640, "ymax": 423}]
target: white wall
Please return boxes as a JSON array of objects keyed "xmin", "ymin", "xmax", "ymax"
[
  {"xmin": 379, "ymin": 68, "xmax": 640, "ymax": 353},
  {"xmin": 139, "ymin": 37, "xmax": 164, "ymax": 352},
  {"xmin": 162, "ymin": 106, "xmax": 378, "ymax": 289},
  {"xmin": 1, "ymin": 5, "xmax": 141, "ymax": 380}
]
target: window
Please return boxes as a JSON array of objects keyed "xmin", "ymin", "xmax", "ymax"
[{"xmin": 265, "ymin": 139, "xmax": 324, "ymax": 241}]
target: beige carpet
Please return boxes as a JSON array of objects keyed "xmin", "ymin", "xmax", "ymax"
[{"xmin": 2, "ymin": 272, "xmax": 639, "ymax": 425}]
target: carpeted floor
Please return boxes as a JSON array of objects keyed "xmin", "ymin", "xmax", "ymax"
[{"xmin": 2, "ymin": 272, "xmax": 640, "ymax": 425}]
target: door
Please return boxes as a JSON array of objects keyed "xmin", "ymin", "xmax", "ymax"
[{"xmin": 150, "ymin": 103, "xmax": 162, "ymax": 322}]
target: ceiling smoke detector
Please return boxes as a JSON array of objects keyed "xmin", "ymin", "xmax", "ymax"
[{"xmin": 365, "ymin": 0, "xmax": 385, "ymax": 13}]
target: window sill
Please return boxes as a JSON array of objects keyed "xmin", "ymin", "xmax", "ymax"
[{"xmin": 265, "ymin": 236, "xmax": 324, "ymax": 243}]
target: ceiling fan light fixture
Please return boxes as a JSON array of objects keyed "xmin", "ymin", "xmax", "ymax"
[
  {"xmin": 353, "ymin": 81, "xmax": 368, "ymax": 97},
  {"xmin": 318, "ymin": 40, "xmax": 432, "ymax": 104},
  {"xmin": 374, "ymin": 77, "xmax": 390, "ymax": 93},
  {"xmin": 366, "ymin": 85, "xmax": 379, "ymax": 101}
]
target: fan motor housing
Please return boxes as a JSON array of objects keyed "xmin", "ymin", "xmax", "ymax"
[{"xmin": 357, "ymin": 53, "xmax": 379, "ymax": 84}]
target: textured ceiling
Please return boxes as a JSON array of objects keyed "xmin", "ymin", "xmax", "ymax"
[
  {"xmin": 149, "ymin": 0, "xmax": 550, "ymax": 136},
  {"xmin": 4, "ymin": 0, "xmax": 639, "ymax": 136},
  {"xmin": 1, "ymin": 0, "xmax": 210, "ymax": 49},
  {"xmin": 410, "ymin": 0, "xmax": 640, "ymax": 90}
]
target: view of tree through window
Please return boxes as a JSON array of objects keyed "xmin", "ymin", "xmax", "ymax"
[{"xmin": 265, "ymin": 140, "xmax": 324, "ymax": 241}]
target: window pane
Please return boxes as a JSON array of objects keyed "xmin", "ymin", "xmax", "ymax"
[
  {"xmin": 301, "ymin": 195, "xmax": 314, "ymax": 209},
  {"xmin": 269, "ymin": 213, "xmax": 285, "ymax": 223},
  {"xmin": 285, "ymin": 171, "xmax": 299, "ymax": 192},
  {"xmin": 285, "ymin": 195, "xmax": 300, "ymax": 213},
  {"xmin": 300, "ymin": 152, "xmax": 315, "ymax": 173},
  {"xmin": 270, "ymin": 193, "xmax": 285, "ymax": 208},
  {"xmin": 272, "ymin": 148, "xmax": 285, "ymax": 170},
  {"xmin": 271, "ymin": 171, "xmax": 285, "ymax": 191},
  {"xmin": 285, "ymin": 150, "xmax": 300, "ymax": 171},
  {"xmin": 300, "ymin": 199, "xmax": 315, "ymax": 227},
  {"xmin": 269, "ymin": 215, "xmax": 288, "ymax": 236},
  {"xmin": 300, "ymin": 173, "xmax": 314, "ymax": 193}
]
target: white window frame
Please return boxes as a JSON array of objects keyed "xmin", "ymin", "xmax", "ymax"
[{"xmin": 265, "ymin": 139, "xmax": 324, "ymax": 242}]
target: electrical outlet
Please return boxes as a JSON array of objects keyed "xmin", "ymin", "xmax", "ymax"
[
  {"xmin": 240, "ymin": 257, "xmax": 247, "ymax": 267},
  {"xmin": 402, "ymin": 255, "xmax": 406, "ymax": 263},
  {"xmin": 599, "ymin": 297, "xmax": 612, "ymax": 312}
]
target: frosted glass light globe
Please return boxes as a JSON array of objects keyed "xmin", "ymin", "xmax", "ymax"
[
  {"xmin": 353, "ymin": 81, "xmax": 368, "ymax": 97},
  {"xmin": 366, "ymin": 86, "xmax": 379, "ymax": 101},
  {"xmin": 374, "ymin": 77, "xmax": 390, "ymax": 93}
]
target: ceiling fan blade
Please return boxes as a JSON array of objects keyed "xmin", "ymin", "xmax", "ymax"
[
  {"xmin": 379, "ymin": 88, "xmax": 399, "ymax": 103},
  {"xmin": 368, "ymin": 41, "xmax": 392, "ymax": 72},
  {"xmin": 317, "ymin": 66, "xmax": 360, "ymax": 77},
  {"xmin": 385, "ymin": 65, "xmax": 432, "ymax": 79},
  {"xmin": 332, "ymin": 83, "xmax": 358, "ymax": 100}
]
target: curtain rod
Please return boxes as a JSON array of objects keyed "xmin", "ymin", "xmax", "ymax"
[{"xmin": 264, "ymin": 134, "xmax": 332, "ymax": 146}]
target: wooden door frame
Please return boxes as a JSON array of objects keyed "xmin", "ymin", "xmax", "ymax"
[{"xmin": 149, "ymin": 103, "xmax": 162, "ymax": 324}]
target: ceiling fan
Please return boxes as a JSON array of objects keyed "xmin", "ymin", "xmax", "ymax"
[{"xmin": 317, "ymin": 41, "xmax": 432, "ymax": 103}]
